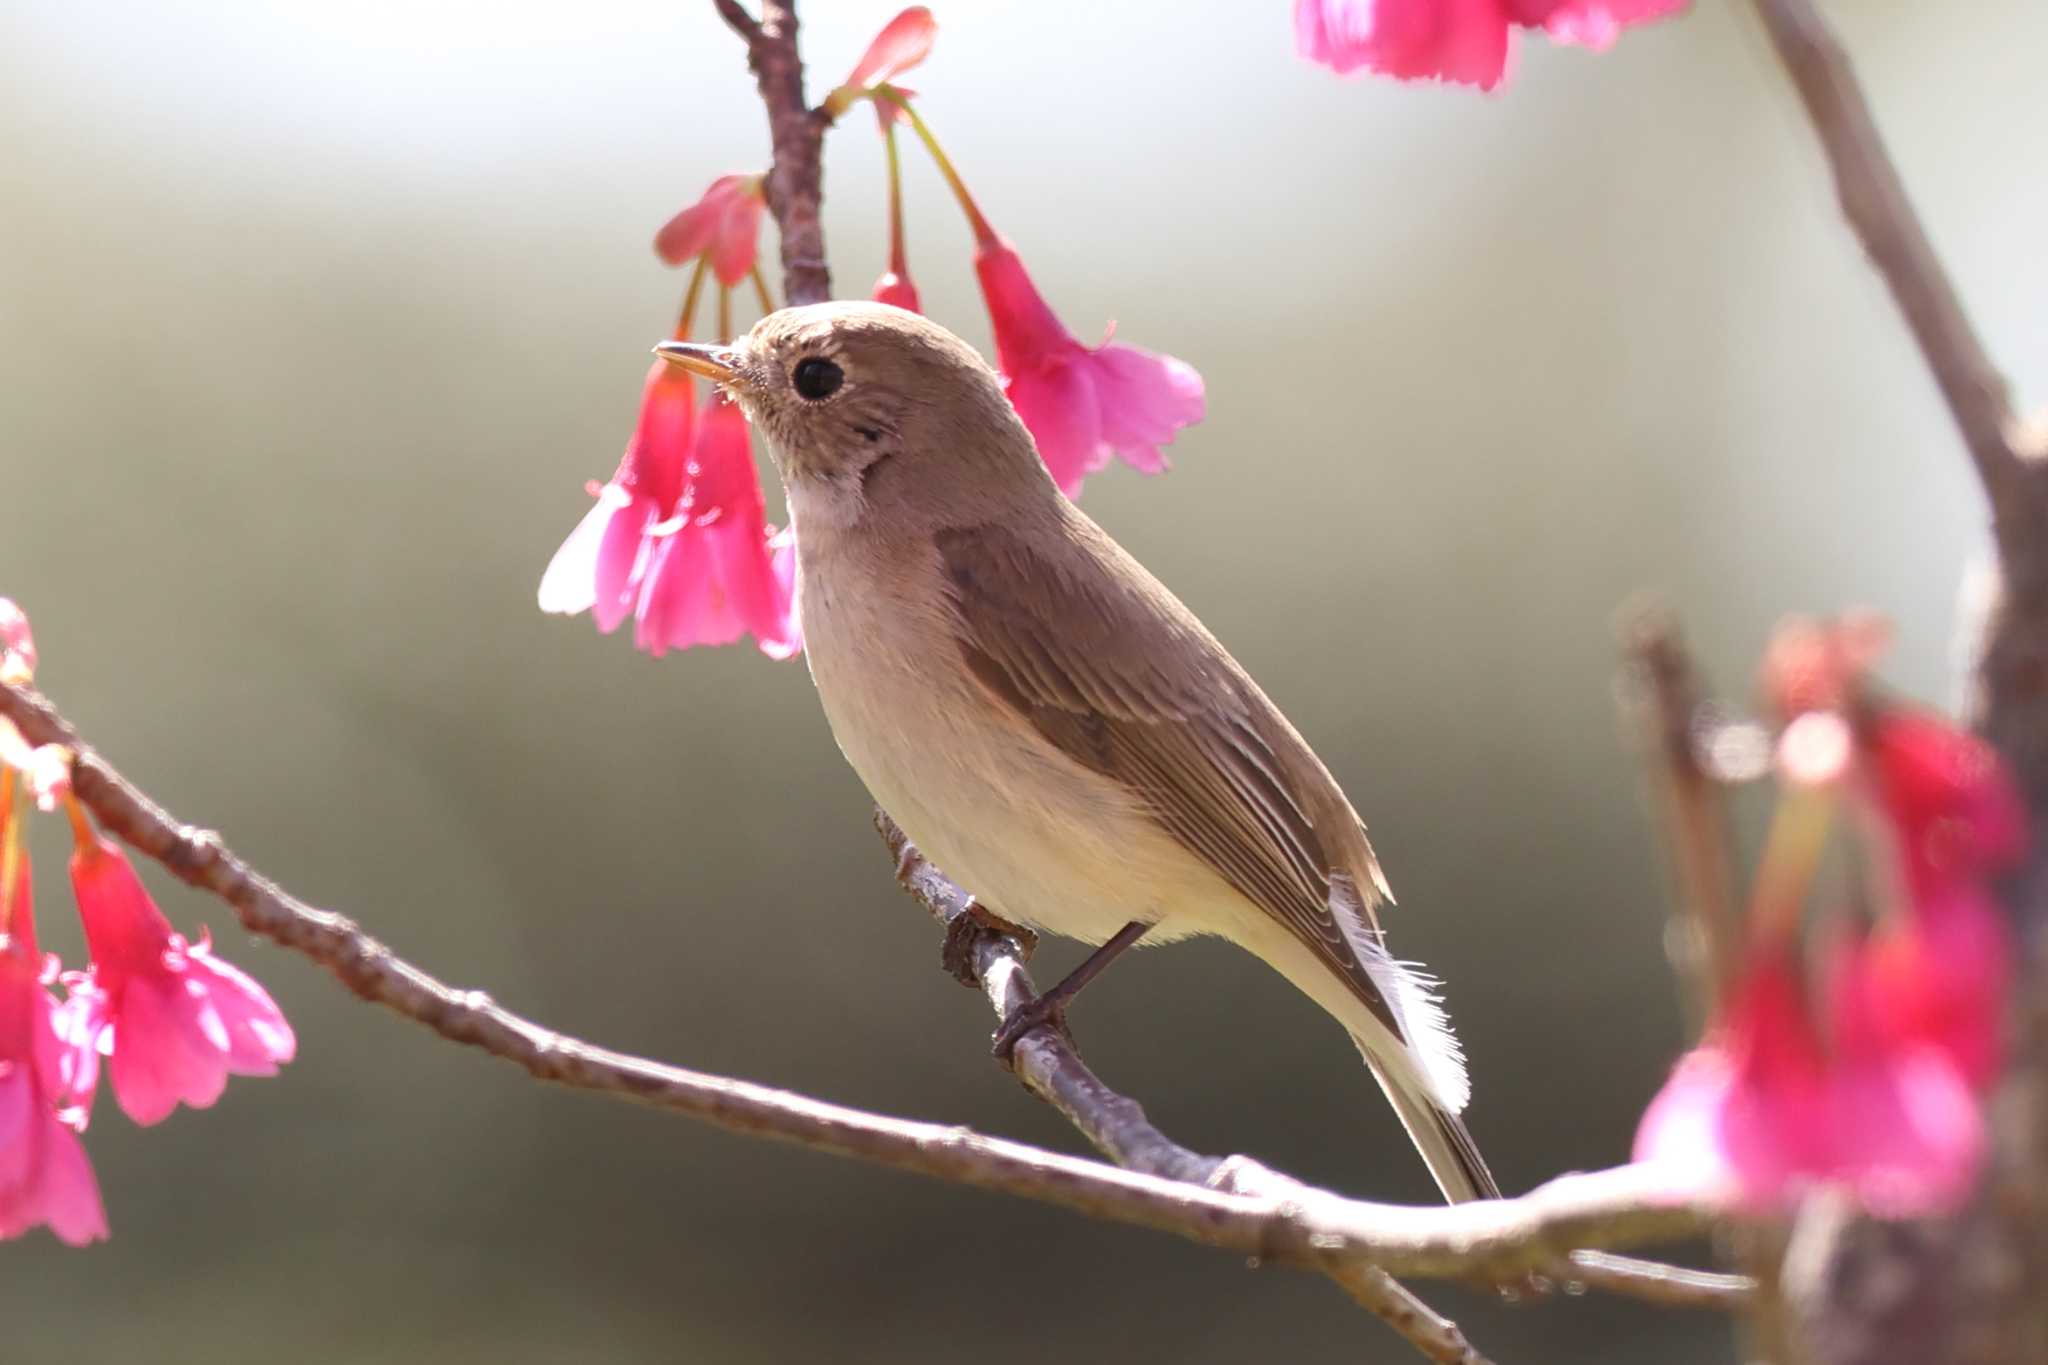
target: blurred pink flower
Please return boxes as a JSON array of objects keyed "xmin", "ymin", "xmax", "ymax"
[
  {"xmin": 1294, "ymin": 0, "xmax": 1682, "ymax": 90},
  {"xmin": 68, "ymin": 835, "xmax": 294, "ymax": 1127},
  {"xmin": 653, "ymin": 175, "xmax": 767, "ymax": 286},
  {"xmin": 0, "ymin": 598, "xmax": 35, "ymax": 685},
  {"xmin": 973, "ymin": 237, "xmax": 1205, "ymax": 497},
  {"xmin": 0, "ymin": 862, "xmax": 107, "ymax": 1246},
  {"xmin": 1841, "ymin": 888, "xmax": 2011, "ymax": 1093},
  {"xmin": 1870, "ymin": 710, "xmax": 2026, "ymax": 898},
  {"xmin": 541, "ymin": 366, "xmax": 797, "ymax": 659},
  {"xmin": 825, "ymin": 7, "xmax": 936, "ymax": 119},
  {"xmin": 1634, "ymin": 951, "xmax": 1981, "ymax": 1216},
  {"xmin": 634, "ymin": 395, "xmax": 800, "ymax": 660},
  {"xmin": 872, "ymin": 270, "xmax": 922, "ymax": 313}
]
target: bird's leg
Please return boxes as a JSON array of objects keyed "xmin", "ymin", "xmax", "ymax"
[
  {"xmin": 991, "ymin": 919, "xmax": 1153, "ymax": 1062},
  {"xmin": 940, "ymin": 900, "xmax": 1038, "ymax": 987}
]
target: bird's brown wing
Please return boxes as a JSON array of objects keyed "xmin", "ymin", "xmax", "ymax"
[{"xmin": 934, "ymin": 518, "xmax": 1400, "ymax": 1036}]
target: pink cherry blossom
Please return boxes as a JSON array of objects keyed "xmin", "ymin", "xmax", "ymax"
[
  {"xmin": 634, "ymin": 394, "xmax": 800, "ymax": 660},
  {"xmin": 653, "ymin": 175, "xmax": 767, "ymax": 286},
  {"xmin": 0, "ymin": 852, "xmax": 106, "ymax": 1247},
  {"xmin": 541, "ymin": 365, "xmax": 797, "ymax": 659},
  {"xmin": 1634, "ymin": 951, "xmax": 1981, "ymax": 1215},
  {"xmin": 1294, "ymin": 0, "xmax": 1683, "ymax": 91},
  {"xmin": 68, "ymin": 835, "xmax": 293, "ymax": 1127},
  {"xmin": 541, "ymin": 361, "xmax": 698, "ymax": 633},
  {"xmin": 973, "ymin": 237, "xmax": 1205, "ymax": 497},
  {"xmin": 825, "ymin": 7, "xmax": 936, "ymax": 118}
]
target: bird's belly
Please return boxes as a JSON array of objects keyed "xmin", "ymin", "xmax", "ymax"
[{"xmin": 804, "ymin": 588, "xmax": 1194, "ymax": 946}]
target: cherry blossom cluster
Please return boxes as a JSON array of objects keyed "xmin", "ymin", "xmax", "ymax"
[
  {"xmin": 1634, "ymin": 618, "xmax": 2019, "ymax": 1215},
  {"xmin": 0, "ymin": 601, "xmax": 293, "ymax": 1246},
  {"xmin": 539, "ymin": 7, "xmax": 1210, "ymax": 661}
]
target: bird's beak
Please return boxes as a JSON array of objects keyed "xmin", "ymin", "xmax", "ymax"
[{"xmin": 654, "ymin": 340, "xmax": 748, "ymax": 387}]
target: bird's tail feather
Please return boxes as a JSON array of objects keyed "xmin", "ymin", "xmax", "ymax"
[{"xmin": 1358, "ymin": 1045, "xmax": 1502, "ymax": 1203}]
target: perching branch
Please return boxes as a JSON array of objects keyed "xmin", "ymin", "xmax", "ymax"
[
  {"xmin": 879, "ymin": 812, "xmax": 1752, "ymax": 1317},
  {"xmin": 0, "ymin": 676, "xmax": 1713, "ymax": 1298}
]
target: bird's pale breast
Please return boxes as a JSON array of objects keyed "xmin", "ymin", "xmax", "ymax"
[{"xmin": 796, "ymin": 529, "xmax": 1218, "ymax": 946}]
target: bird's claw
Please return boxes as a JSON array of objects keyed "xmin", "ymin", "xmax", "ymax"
[
  {"xmin": 940, "ymin": 901, "xmax": 1037, "ymax": 987},
  {"xmin": 991, "ymin": 992, "xmax": 1072, "ymax": 1064}
]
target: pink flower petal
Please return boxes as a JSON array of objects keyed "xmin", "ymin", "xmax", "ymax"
[
  {"xmin": 1514, "ymin": 0, "xmax": 1686, "ymax": 49},
  {"xmin": 1295, "ymin": 0, "xmax": 1513, "ymax": 90},
  {"xmin": 841, "ymin": 7, "xmax": 936, "ymax": 94},
  {"xmin": 1006, "ymin": 360, "xmax": 1104, "ymax": 497},
  {"xmin": 537, "ymin": 484, "xmax": 630, "ymax": 618},
  {"xmin": 653, "ymin": 175, "xmax": 766, "ymax": 286},
  {"xmin": 1089, "ymin": 341, "xmax": 1206, "ymax": 475},
  {"xmin": 106, "ymin": 973, "xmax": 230, "ymax": 1125},
  {"xmin": 186, "ymin": 945, "xmax": 296, "ymax": 1075}
]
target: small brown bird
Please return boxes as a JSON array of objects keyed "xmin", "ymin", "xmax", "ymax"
[{"xmin": 658, "ymin": 303, "xmax": 1499, "ymax": 1202}]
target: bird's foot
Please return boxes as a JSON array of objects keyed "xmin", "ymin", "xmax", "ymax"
[
  {"xmin": 990, "ymin": 991, "xmax": 1072, "ymax": 1064},
  {"xmin": 940, "ymin": 901, "xmax": 1037, "ymax": 987}
]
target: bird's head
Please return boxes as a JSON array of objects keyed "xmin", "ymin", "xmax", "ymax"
[{"xmin": 656, "ymin": 301, "xmax": 1051, "ymax": 533}]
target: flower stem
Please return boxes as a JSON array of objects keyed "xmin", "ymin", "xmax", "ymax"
[
  {"xmin": 672, "ymin": 256, "xmax": 711, "ymax": 342},
  {"xmin": 884, "ymin": 119, "xmax": 911, "ymax": 275},
  {"xmin": 718, "ymin": 285, "xmax": 733, "ymax": 344},
  {"xmin": 875, "ymin": 85, "xmax": 996, "ymax": 247},
  {"xmin": 749, "ymin": 264, "xmax": 776, "ymax": 318},
  {"xmin": 61, "ymin": 791, "xmax": 96, "ymax": 855}
]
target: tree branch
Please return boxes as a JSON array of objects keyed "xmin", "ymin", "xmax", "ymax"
[
  {"xmin": 717, "ymin": 0, "xmax": 829, "ymax": 306},
  {"xmin": 0, "ymin": 676, "xmax": 1713, "ymax": 1308},
  {"xmin": 1748, "ymin": 0, "xmax": 2030, "ymax": 551}
]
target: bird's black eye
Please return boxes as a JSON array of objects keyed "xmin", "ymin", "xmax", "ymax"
[{"xmin": 791, "ymin": 356, "xmax": 843, "ymax": 401}]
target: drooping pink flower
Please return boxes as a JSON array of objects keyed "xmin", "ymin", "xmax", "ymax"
[
  {"xmin": 0, "ymin": 598, "xmax": 35, "ymax": 685},
  {"xmin": 974, "ymin": 238, "xmax": 1205, "ymax": 497},
  {"xmin": 824, "ymin": 7, "xmax": 936, "ymax": 119},
  {"xmin": 0, "ymin": 851, "xmax": 107, "ymax": 1247},
  {"xmin": 68, "ymin": 834, "xmax": 293, "ymax": 1127},
  {"xmin": 653, "ymin": 175, "xmax": 767, "ymax": 286},
  {"xmin": 541, "ymin": 361, "xmax": 698, "ymax": 634},
  {"xmin": 1634, "ymin": 949, "xmax": 1982, "ymax": 1215},
  {"xmin": 872, "ymin": 270, "xmax": 922, "ymax": 313},
  {"xmin": 634, "ymin": 394, "xmax": 800, "ymax": 660},
  {"xmin": 541, "ymin": 365, "xmax": 797, "ymax": 659},
  {"xmin": 1294, "ymin": 0, "xmax": 1683, "ymax": 91}
]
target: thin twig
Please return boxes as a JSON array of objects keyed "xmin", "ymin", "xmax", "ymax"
[
  {"xmin": 0, "ymin": 677, "xmax": 1712, "ymax": 1298},
  {"xmin": 1619, "ymin": 602, "xmax": 1745, "ymax": 1022},
  {"xmin": 716, "ymin": 0, "xmax": 830, "ymax": 306},
  {"xmin": 709, "ymin": 0, "xmax": 760, "ymax": 44},
  {"xmin": 1748, "ymin": 0, "xmax": 2028, "ymax": 549}
]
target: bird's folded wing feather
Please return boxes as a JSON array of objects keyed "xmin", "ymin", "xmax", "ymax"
[{"xmin": 934, "ymin": 518, "xmax": 1403, "ymax": 1038}]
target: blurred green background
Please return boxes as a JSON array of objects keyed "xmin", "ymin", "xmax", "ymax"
[{"xmin": 4, "ymin": 0, "xmax": 2041, "ymax": 1360}]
